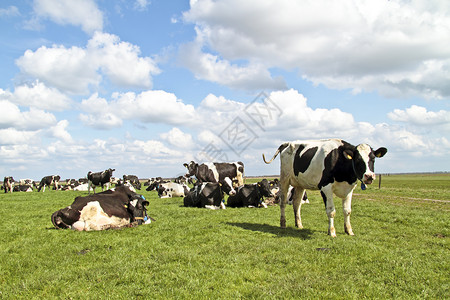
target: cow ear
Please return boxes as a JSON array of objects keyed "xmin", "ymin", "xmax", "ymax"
[
  {"xmin": 343, "ymin": 149, "xmax": 353, "ymax": 160},
  {"xmin": 183, "ymin": 163, "xmax": 188, "ymax": 167},
  {"xmin": 374, "ymin": 147, "xmax": 387, "ymax": 158}
]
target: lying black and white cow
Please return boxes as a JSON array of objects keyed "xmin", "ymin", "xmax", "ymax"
[
  {"xmin": 13, "ymin": 184, "xmax": 33, "ymax": 192},
  {"xmin": 51, "ymin": 185, "xmax": 151, "ymax": 231},
  {"xmin": 3, "ymin": 176, "xmax": 14, "ymax": 193},
  {"xmin": 155, "ymin": 182, "xmax": 190, "ymax": 198},
  {"xmin": 184, "ymin": 161, "xmax": 245, "ymax": 188},
  {"xmin": 87, "ymin": 168, "xmax": 115, "ymax": 194},
  {"xmin": 123, "ymin": 175, "xmax": 141, "ymax": 190},
  {"xmin": 263, "ymin": 139, "xmax": 387, "ymax": 237},
  {"xmin": 37, "ymin": 175, "xmax": 60, "ymax": 192},
  {"xmin": 227, "ymin": 179, "xmax": 274, "ymax": 208},
  {"xmin": 184, "ymin": 182, "xmax": 226, "ymax": 209}
]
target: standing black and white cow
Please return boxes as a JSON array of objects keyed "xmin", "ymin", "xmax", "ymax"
[
  {"xmin": 3, "ymin": 176, "xmax": 14, "ymax": 193},
  {"xmin": 51, "ymin": 185, "xmax": 151, "ymax": 231},
  {"xmin": 227, "ymin": 179, "xmax": 274, "ymax": 208},
  {"xmin": 37, "ymin": 175, "xmax": 60, "ymax": 192},
  {"xmin": 263, "ymin": 139, "xmax": 387, "ymax": 237},
  {"xmin": 87, "ymin": 168, "xmax": 115, "ymax": 194},
  {"xmin": 183, "ymin": 161, "xmax": 244, "ymax": 192},
  {"xmin": 183, "ymin": 182, "xmax": 226, "ymax": 209}
]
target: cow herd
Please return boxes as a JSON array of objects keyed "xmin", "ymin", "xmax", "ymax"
[{"xmin": 2, "ymin": 139, "xmax": 387, "ymax": 237}]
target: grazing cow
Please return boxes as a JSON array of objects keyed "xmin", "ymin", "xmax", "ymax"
[
  {"xmin": 37, "ymin": 175, "xmax": 60, "ymax": 192},
  {"xmin": 263, "ymin": 139, "xmax": 387, "ymax": 237},
  {"xmin": 87, "ymin": 168, "xmax": 115, "ymax": 194},
  {"xmin": 13, "ymin": 185, "xmax": 33, "ymax": 192},
  {"xmin": 184, "ymin": 183, "xmax": 225, "ymax": 209},
  {"xmin": 51, "ymin": 185, "xmax": 152, "ymax": 231},
  {"xmin": 183, "ymin": 161, "xmax": 245, "ymax": 188},
  {"xmin": 227, "ymin": 179, "xmax": 274, "ymax": 208},
  {"xmin": 123, "ymin": 175, "xmax": 141, "ymax": 190},
  {"xmin": 3, "ymin": 176, "xmax": 14, "ymax": 193}
]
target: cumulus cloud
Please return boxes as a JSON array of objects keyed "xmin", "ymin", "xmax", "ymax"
[
  {"xmin": 0, "ymin": 100, "xmax": 56, "ymax": 131},
  {"xmin": 79, "ymin": 90, "xmax": 195, "ymax": 129},
  {"xmin": 160, "ymin": 128, "xmax": 196, "ymax": 149},
  {"xmin": 178, "ymin": 39, "xmax": 286, "ymax": 90},
  {"xmin": 0, "ymin": 81, "xmax": 71, "ymax": 111},
  {"xmin": 183, "ymin": 0, "xmax": 450, "ymax": 99},
  {"xmin": 32, "ymin": 0, "xmax": 103, "ymax": 34},
  {"xmin": 388, "ymin": 105, "xmax": 450, "ymax": 127},
  {"xmin": 16, "ymin": 32, "xmax": 160, "ymax": 94}
]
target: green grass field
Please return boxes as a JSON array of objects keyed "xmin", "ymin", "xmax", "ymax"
[{"xmin": 0, "ymin": 174, "xmax": 449, "ymax": 299}]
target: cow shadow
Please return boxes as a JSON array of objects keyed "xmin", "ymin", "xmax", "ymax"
[{"xmin": 227, "ymin": 222, "xmax": 314, "ymax": 240}]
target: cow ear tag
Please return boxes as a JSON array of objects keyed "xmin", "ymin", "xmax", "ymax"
[
  {"xmin": 124, "ymin": 204, "xmax": 128, "ymax": 208},
  {"xmin": 346, "ymin": 154, "xmax": 352, "ymax": 160},
  {"xmin": 361, "ymin": 182, "xmax": 366, "ymax": 190}
]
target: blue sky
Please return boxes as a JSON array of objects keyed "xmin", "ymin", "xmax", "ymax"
[{"xmin": 1, "ymin": 0, "xmax": 449, "ymax": 181}]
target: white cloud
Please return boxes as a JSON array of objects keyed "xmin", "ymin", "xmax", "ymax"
[
  {"xmin": 160, "ymin": 128, "xmax": 196, "ymax": 149},
  {"xmin": 178, "ymin": 39, "xmax": 286, "ymax": 90},
  {"xmin": 388, "ymin": 105, "xmax": 450, "ymax": 127},
  {"xmin": 32, "ymin": 0, "xmax": 103, "ymax": 34},
  {"xmin": 1, "ymin": 81, "xmax": 72, "ymax": 111},
  {"xmin": 80, "ymin": 90, "xmax": 196, "ymax": 129},
  {"xmin": 183, "ymin": 0, "xmax": 450, "ymax": 99},
  {"xmin": 0, "ymin": 128, "xmax": 40, "ymax": 145},
  {"xmin": 0, "ymin": 100, "xmax": 56, "ymax": 130},
  {"xmin": 16, "ymin": 32, "xmax": 160, "ymax": 94},
  {"xmin": 48, "ymin": 120, "xmax": 73, "ymax": 143}
]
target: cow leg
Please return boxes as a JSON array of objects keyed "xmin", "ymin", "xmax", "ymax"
[
  {"xmin": 42, "ymin": 185, "xmax": 46, "ymax": 192},
  {"xmin": 343, "ymin": 193, "xmax": 354, "ymax": 236},
  {"xmin": 279, "ymin": 179, "xmax": 290, "ymax": 228},
  {"xmin": 321, "ymin": 185, "xmax": 336, "ymax": 237},
  {"xmin": 292, "ymin": 188, "xmax": 306, "ymax": 229}
]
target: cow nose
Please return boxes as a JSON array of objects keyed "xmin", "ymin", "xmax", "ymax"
[
  {"xmin": 363, "ymin": 173, "xmax": 375, "ymax": 184},
  {"xmin": 229, "ymin": 190, "xmax": 236, "ymax": 196}
]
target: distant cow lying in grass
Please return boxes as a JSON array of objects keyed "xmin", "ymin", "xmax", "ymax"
[
  {"xmin": 184, "ymin": 182, "xmax": 226, "ymax": 209},
  {"xmin": 51, "ymin": 185, "xmax": 152, "ymax": 231},
  {"xmin": 227, "ymin": 179, "xmax": 274, "ymax": 208}
]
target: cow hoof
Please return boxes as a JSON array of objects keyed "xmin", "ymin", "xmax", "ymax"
[{"xmin": 328, "ymin": 228, "xmax": 336, "ymax": 237}]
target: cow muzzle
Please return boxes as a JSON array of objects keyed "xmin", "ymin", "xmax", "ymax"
[{"xmin": 363, "ymin": 173, "xmax": 375, "ymax": 184}]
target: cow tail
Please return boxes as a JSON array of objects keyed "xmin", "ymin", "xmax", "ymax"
[
  {"xmin": 51, "ymin": 211, "xmax": 69, "ymax": 229},
  {"xmin": 262, "ymin": 143, "xmax": 289, "ymax": 164}
]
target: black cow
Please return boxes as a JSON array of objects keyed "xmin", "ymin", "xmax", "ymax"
[
  {"xmin": 51, "ymin": 185, "xmax": 152, "ymax": 231},
  {"xmin": 37, "ymin": 175, "xmax": 60, "ymax": 192},
  {"xmin": 3, "ymin": 176, "xmax": 14, "ymax": 193},
  {"xmin": 123, "ymin": 175, "xmax": 141, "ymax": 190},
  {"xmin": 227, "ymin": 179, "xmax": 274, "ymax": 208},
  {"xmin": 263, "ymin": 139, "xmax": 387, "ymax": 237},
  {"xmin": 184, "ymin": 183, "xmax": 225, "ymax": 209},
  {"xmin": 183, "ymin": 161, "xmax": 244, "ymax": 190},
  {"xmin": 87, "ymin": 168, "xmax": 115, "ymax": 194}
]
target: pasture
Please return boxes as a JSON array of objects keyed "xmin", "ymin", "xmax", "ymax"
[{"xmin": 0, "ymin": 174, "xmax": 448, "ymax": 299}]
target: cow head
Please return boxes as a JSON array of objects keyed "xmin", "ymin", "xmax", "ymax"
[
  {"xmin": 344, "ymin": 144, "xmax": 387, "ymax": 185},
  {"xmin": 221, "ymin": 177, "xmax": 236, "ymax": 196},
  {"xmin": 127, "ymin": 194, "xmax": 150, "ymax": 225},
  {"xmin": 106, "ymin": 168, "xmax": 115, "ymax": 177},
  {"xmin": 183, "ymin": 161, "xmax": 198, "ymax": 177},
  {"xmin": 257, "ymin": 179, "xmax": 274, "ymax": 197}
]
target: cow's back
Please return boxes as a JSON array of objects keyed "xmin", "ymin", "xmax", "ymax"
[{"xmin": 280, "ymin": 139, "xmax": 344, "ymax": 190}]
